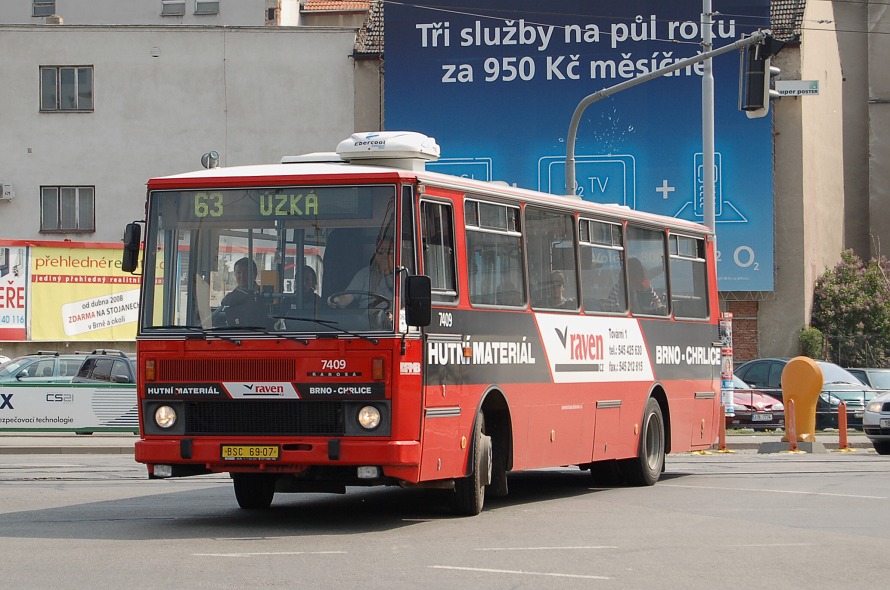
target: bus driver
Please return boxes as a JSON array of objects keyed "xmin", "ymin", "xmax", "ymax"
[
  {"xmin": 329, "ymin": 238, "xmax": 394, "ymax": 328},
  {"xmin": 220, "ymin": 257, "xmax": 267, "ymax": 327}
]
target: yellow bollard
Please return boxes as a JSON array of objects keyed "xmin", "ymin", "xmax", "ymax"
[{"xmin": 781, "ymin": 356, "xmax": 823, "ymax": 443}]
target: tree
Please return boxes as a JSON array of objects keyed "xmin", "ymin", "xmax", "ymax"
[{"xmin": 811, "ymin": 250, "xmax": 890, "ymax": 367}]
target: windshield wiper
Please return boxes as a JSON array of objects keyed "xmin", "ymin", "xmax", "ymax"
[
  {"xmin": 272, "ymin": 315, "xmax": 379, "ymax": 345},
  {"xmin": 216, "ymin": 324, "xmax": 309, "ymax": 345},
  {"xmin": 151, "ymin": 324, "xmax": 246, "ymax": 345}
]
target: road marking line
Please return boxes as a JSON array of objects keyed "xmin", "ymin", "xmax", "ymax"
[
  {"xmin": 430, "ymin": 566, "xmax": 610, "ymax": 580},
  {"xmin": 476, "ymin": 546, "xmax": 617, "ymax": 551},
  {"xmin": 662, "ymin": 483, "xmax": 885, "ymax": 499},
  {"xmin": 193, "ymin": 551, "xmax": 345, "ymax": 558},
  {"xmin": 722, "ymin": 543, "xmax": 816, "ymax": 548}
]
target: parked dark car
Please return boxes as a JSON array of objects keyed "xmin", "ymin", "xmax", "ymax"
[
  {"xmin": 734, "ymin": 358, "xmax": 879, "ymax": 429},
  {"xmin": 847, "ymin": 368, "xmax": 890, "ymax": 391},
  {"xmin": 0, "ymin": 351, "xmax": 85, "ymax": 383},
  {"xmin": 71, "ymin": 349, "xmax": 136, "ymax": 384},
  {"xmin": 726, "ymin": 376, "xmax": 785, "ymax": 431}
]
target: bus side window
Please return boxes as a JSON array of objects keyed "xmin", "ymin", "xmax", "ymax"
[
  {"xmin": 526, "ymin": 207, "xmax": 577, "ymax": 310},
  {"xmin": 625, "ymin": 225, "xmax": 669, "ymax": 316},
  {"xmin": 669, "ymin": 234, "xmax": 708, "ymax": 318},
  {"xmin": 466, "ymin": 200, "xmax": 525, "ymax": 307},
  {"xmin": 420, "ymin": 200, "xmax": 457, "ymax": 303},
  {"xmin": 579, "ymin": 219, "xmax": 625, "ymax": 313}
]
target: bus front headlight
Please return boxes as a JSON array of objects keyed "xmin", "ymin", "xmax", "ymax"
[
  {"xmin": 357, "ymin": 405, "xmax": 381, "ymax": 430},
  {"xmin": 155, "ymin": 405, "xmax": 177, "ymax": 429}
]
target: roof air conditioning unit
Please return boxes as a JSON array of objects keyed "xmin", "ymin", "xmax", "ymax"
[{"xmin": 0, "ymin": 183, "xmax": 15, "ymax": 202}]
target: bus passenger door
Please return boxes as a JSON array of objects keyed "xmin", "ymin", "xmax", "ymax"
[{"xmin": 418, "ymin": 199, "xmax": 466, "ymax": 481}]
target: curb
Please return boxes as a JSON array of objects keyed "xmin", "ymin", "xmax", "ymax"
[
  {"xmin": 711, "ymin": 441, "xmax": 873, "ymax": 451},
  {"xmin": 0, "ymin": 443, "xmax": 875, "ymax": 455},
  {"xmin": 0, "ymin": 446, "xmax": 135, "ymax": 455}
]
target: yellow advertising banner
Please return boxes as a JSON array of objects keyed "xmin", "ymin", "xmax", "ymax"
[{"xmin": 30, "ymin": 246, "xmax": 139, "ymax": 341}]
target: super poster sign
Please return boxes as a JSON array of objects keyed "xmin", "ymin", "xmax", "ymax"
[{"xmin": 384, "ymin": 0, "xmax": 774, "ymax": 291}]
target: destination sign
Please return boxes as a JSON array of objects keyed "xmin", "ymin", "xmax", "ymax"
[{"xmin": 155, "ymin": 185, "xmax": 392, "ymax": 223}]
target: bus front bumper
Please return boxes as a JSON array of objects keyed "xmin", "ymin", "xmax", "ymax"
[{"xmin": 135, "ymin": 437, "xmax": 421, "ymax": 477}]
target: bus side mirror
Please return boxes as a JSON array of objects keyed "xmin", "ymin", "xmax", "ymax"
[
  {"xmin": 404, "ymin": 275, "xmax": 431, "ymax": 327},
  {"xmin": 121, "ymin": 222, "xmax": 142, "ymax": 273}
]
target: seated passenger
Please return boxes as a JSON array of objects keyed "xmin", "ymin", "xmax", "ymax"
[
  {"xmin": 541, "ymin": 270, "xmax": 576, "ymax": 309},
  {"xmin": 300, "ymin": 265, "xmax": 323, "ymax": 309}
]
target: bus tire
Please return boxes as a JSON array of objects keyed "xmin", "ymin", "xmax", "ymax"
[
  {"xmin": 589, "ymin": 460, "xmax": 623, "ymax": 486},
  {"xmin": 873, "ymin": 441, "xmax": 890, "ymax": 455},
  {"xmin": 453, "ymin": 412, "xmax": 492, "ymax": 516},
  {"xmin": 621, "ymin": 397, "xmax": 665, "ymax": 486},
  {"xmin": 232, "ymin": 474, "xmax": 276, "ymax": 509}
]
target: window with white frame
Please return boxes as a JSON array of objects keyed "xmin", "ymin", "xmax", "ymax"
[
  {"xmin": 194, "ymin": 1, "xmax": 220, "ymax": 15},
  {"xmin": 32, "ymin": 1, "xmax": 56, "ymax": 17},
  {"xmin": 161, "ymin": 1, "xmax": 186, "ymax": 16},
  {"xmin": 40, "ymin": 187, "xmax": 96, "ymax": 233},
  {"xmin": 40, "ymin": 66, "xmax": 93, "ymax": 112}
]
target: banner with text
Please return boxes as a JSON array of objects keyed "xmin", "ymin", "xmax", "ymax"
[
  {"xmin": 384, "ymin": 0, "xmax": 774, "ymax": 291},
  {"xmin": 28, "ymin": 246, "xmax": 139, "ymax": 341},
  {"xmin": 0, "ymin": 245, "xmax": 27, "ymax": 340}
]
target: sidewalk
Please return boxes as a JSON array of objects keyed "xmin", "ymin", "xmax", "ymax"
[
  {"xmin": 0, "ymin": 431, "xmax": 875, "ymax": 455},
  {"xmin": 0, "ymin": 432, "xmax": 138, "ymax": 455}
]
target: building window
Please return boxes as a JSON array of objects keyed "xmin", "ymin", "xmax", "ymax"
[
  {"xmin": 161, "ymin": 1, "xmax": 186, "ymax": 16},
  {"xmin": 32, "ymin": 1, "xmax": 56, "ymax": 17},
  {"xmin": 194, "ymin": 1, "xmax": 220, "ymax": 15},
  {"xmin": 40, "ymin": 66, "xmax": 93, "ymax": 112},
  {"xmin": 40, "ymin": 187, "xmax": 95, "ymax": 233}
]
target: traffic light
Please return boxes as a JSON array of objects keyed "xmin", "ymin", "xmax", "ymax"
[{"xmin": 740, "ymin": 36, "xmax": 784, "ymax": 119}]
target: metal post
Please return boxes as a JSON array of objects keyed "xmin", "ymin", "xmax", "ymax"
[
  {"xmin": 564, "ymin": 31, "xmax": 768, "ymax": 197},
  {"xmin": 702, "ymin": 1, "xmax": 716, "ymax": 232}
]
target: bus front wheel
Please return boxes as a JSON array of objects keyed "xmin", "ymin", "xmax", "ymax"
[
  {"xmin": 453, "ymin": 412, "xmax": 492, "ymax": 516},
  {"xmin": 621, "ymin": 397, "xmax": 665, "ymax": 486},
  {"xmin": 232, "ymin": 473, "xmax": 276, "ymax": 509}
]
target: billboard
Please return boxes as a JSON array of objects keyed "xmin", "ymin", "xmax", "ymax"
[
  {"xmin": 384, "ymin": 0, "xmax": 774, "ymax": 291},
  {"xmin": 0, "ymin": 241, "xmax": 138, "ymax": 342}
]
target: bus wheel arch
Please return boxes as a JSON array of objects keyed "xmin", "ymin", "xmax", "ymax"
[
  {"xmin": 452, "ymin": 388, "xmax": 513, "ymax": 515},
  {"xmin": 649, "ymin": 385, "xmax": 671, "ymax": 456},
  {"xmin": 621, "ymin": 389, "xmax": 667, "ymax": 486},
  {"xmin": 480, "ymin": 388, "xmax": 512, "ymax": 497}
]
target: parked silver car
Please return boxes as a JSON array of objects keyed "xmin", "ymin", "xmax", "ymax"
[
  {"xmin": 847, "ymin": 367, "xmax": 890, "ymax": 391},
  {"xmin": 0, "ymin": 351, "xmax": 85, "ymax": 383},
  {"xmin": 864, "ymin": 390, "xmax": 890, "ymax": 454}
]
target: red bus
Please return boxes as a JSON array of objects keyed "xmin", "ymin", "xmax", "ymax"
[{"xmin": 122, "ymin": 131, "xmax": 721, "ymax": 515}]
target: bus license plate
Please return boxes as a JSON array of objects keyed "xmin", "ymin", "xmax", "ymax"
[
  {"xmin": 221, "ymin": 445, "xmax": 280, "ymax": 460},
  {"xmin": 752, "ymin": 413, "xmax": 772, "ymax": 422}
]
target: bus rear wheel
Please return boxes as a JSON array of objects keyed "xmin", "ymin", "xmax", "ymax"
[
  {"xmin": 453, "ymin": 412, "xmax": 492, "ymax": 516},
  {"xmin": 621, "ymin": 397, "xmax": 665, "ymax": 486},
  {"xmin": 232, "ymin": 473, "xmax": 277, "ymax": 509}
]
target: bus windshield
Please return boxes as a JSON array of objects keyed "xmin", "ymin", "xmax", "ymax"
[{"xmin": 139, "ymin": 184, "xmax": 405, "ymax": 335}]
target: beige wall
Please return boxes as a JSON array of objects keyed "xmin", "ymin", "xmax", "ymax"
[
  {"xmin": 0, "ymin": 25, "xmax": 359, "ymax": 244},
  {"xmin": 758, "ymin": 2, "xmax": 846, "ymax": 357},
  {"xmin": 837, "ymin": 1, "xmax": 871, "ymax": 258},
  {"xmin": 0, "ymin": 0, "xmax": 266, "ymax": 25},
  {"xmin": 869, "ymin": 5, "xmax": 890, "ymax": 257}
]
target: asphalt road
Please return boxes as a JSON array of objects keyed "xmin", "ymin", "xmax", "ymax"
[{"xmin": 1, "ymin": 449, "xmax": 888, "ymax": 589}]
